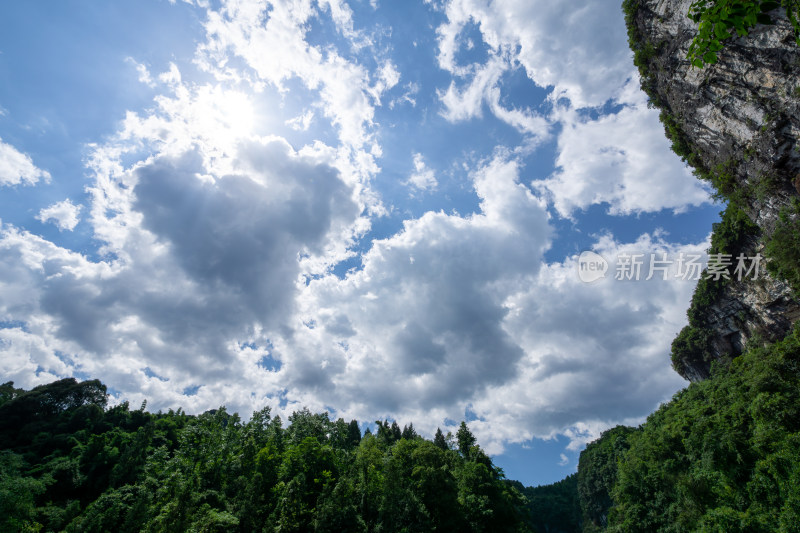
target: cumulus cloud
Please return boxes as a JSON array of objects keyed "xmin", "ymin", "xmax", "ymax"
[
  {"xmin": 132, "ymin": 139, "xmax": 359, "ymax": 322},
  {"xmin": 0, "ymin": 136, "xmax": 360, "ymax": 414},
  {"xmin": 0, "ymin": 29, "xmax": 366, "ymax": 416},
  {"xmin": 281, "ymin": 219, "xmax": 702, "ymax": 453},
  {"xmin": 433, "ymin": 0, "xmax": 709, "ymax": 215},
  {"xmin": 37, "ymin": 199, "xmax": 82, "ymax": 231},
  {"xmin": 195, "ymin": 0, "xmax": 385, "ymax": 151},
  {"xmin": 536, "ymin": 81, "xmax": 712, "ymax": 216},
  {"xmin": 406, "ymin": 152, "xmax": 438, "ymax": 192},
  {"xmin": 126, "ymin": 57, "xmax": 156, "ymax": 87},
  {"xmin": 0, "ymin": 138, "xmax": 51, "ymax": 186},
  {"xmin": 286, "ymin": 152, "xmax": 550, "ymax": 415},
  {"xmin": 465, "ymin": 232, "xmax": 703, "ymax": 452},
  {"xmin": 436, "ymin": 0, "xmax": 634, "ymax": 109},
  {"xmin": 286, "ymin": 110, "xmax": 314, "ymax": 131}
]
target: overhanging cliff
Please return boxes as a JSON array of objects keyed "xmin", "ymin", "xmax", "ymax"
[{"xmin": 625, "ymin": 0, "xmax": 800, "ymax": 381}]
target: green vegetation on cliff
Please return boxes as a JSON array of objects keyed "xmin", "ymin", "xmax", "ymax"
[
  {"xmin": 687, "ymin": 0, "xmax": 800, "ymax": 67},
  {"xmin": 570, "ymin": 3, "xmax": 800, "ymax": 531},
  {"xmin": 671, "ymin": 202, "xmax": 761, "ymax": 376},
  {"xmin": 579, "ymin": 323, "xmax": 800, "ymax": 532},
  {"xmin": 765, "ymin": 198, "xmax": 800, "ymax": 294}
]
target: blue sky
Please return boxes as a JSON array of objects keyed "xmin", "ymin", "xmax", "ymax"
[{"xmin": 0, "ymin": 0, "xmax": 720, "ymax": 486}]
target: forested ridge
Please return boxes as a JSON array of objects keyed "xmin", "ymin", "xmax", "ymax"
[
  {"xmin": 5, "ymin": 325, "xmax": 800, "ymax": 532},
  {"xmin": 0, "ymin": 377, "xmax": 547, "ymax": 532},
  {"xmin": 578, "ymin": 323, "xmax": 800, "ymax": 531}
]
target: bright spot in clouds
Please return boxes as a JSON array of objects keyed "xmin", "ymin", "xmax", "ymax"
[{"xmin": 0, "ymin": 0, "xmax": 715, "ymax": 485}]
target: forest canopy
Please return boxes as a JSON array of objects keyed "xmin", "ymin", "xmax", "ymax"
[{"xmin": 0, "ymin": 378, "xmax": 543, "ymax": 532}]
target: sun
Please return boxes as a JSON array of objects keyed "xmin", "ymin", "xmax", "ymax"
[{"xmin": 219, "ymin": 90, "xmax": 256, "ymax": 136}]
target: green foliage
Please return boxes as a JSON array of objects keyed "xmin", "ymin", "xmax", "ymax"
[
  {"xmin": 670, "ymin": 203, "xmax": 760, "ymax": 375},
  {"xmin": 0, "ymin": 381, "xmax": 23, "ymax": 409},
  {"xmin": 671, "ymin": 325, "xmax": 715, "ymax": 377},
  {"xmin": 578, "ymin": 324, "xmax": 800, "ymax": 531},
  {"xmin": 0, "ymin": 380, "xmax": 534, "ymax": 532},
  {"xmin": 686, "ymin": 0, "xmax": 790, "ymax": 67},
  {"xmin": 683, "ymin": 203, "xmax": 757, "ymax": 327},
  {"xmin": 764, "ymin": 198, "xmax": 800, "ymax": 294},
  {"xmin": 622, "ymin": 0, "xmax": 658, "ymax": 86},
  {"xmin": 708, "ymin": 202, "xmax": 759, "ymax": 258},
  {"xmin": 622, "ymin": 0, "xmax": 710, "ymax": 175},
  {"xmin": 433, "ymin": 427, "xmax": 448, "ymax": 450},
  {"xmin": 0, "ymin": 451, "xmax": 47, "ymax": 532},
  {"xmin": 457, "ymin": 421, "xmax": 478, "ymax": 457},
  {"xmin": 617, "ymin": 1, "xmax": 800, "ymax": 529},
  {"xmin": 521, "ymin": 474, "xmax": 581, "ymax": 533},
  {"xmin": 577, "ymin": 427, "xmax": 636, "ymax": 532}
]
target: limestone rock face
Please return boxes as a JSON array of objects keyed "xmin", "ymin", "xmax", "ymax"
[{"xmin": 627, "ymin": 0, "xmax": 800, "ymax": 380}]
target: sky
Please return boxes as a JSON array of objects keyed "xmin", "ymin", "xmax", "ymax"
[{"xmin": 0, "ymin": 0, "xmax": 720, "ymax": 486}]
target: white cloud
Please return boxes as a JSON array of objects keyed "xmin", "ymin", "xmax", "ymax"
[
  {"xmin": 536, "ymin": 81, "xmax": 711, "ymax": 216},
  {"xmin": 0, "ymin": 134, "xmax": 361, "ymax": 415},
  {"xmin": 370, "ymin": 60, "xmax": 401, "ymax": 101},
  {"xmin": 0, "ymin": 138, "xmax": 51, "ymax": 186},
  {"xmin": 126, "ymin": 57, "xmax": 156, "ymax": 87},
  {"xmin": 432, "ymin": 0, "xmax": 638, "ymax": 143},
  {"xmin": 433, "ymin": 1, "xmax": 708, "ymax": 216},
  {"xmin": 389, "ymin": 82, "xmax": 419, "ymax": 109},
  {"xmin": 466, "ymin": 232, "xmax": 703, "ymax": 452},
  {"xmin": 158, "ymin": 62, "xmax": 182, "ymax": 86},
  {"xmin": 285, "ymin": 110, "xmax": 314, "ymax": 131},
  {"xmin": 438, "ymin": 56, "xmax": 550, "ymax": 138},
  {"xmin": 36, "ymin": 199, "xmax": 82, "ymax": 231},
  {"xmin": 437, "ymin": 0, "xmax": 634, "ymax": 109},
  {"xmin": 0, "ymin": 30, "xmax": 367, "ymax": 416},
  {"xmin": 280, "ymin": 151, "xmax": 551, "ymax": 425},
  {"xmin": 438, "ymin": 55, "xmax": 504, "ymax": 120},
  {"xmin": 196, "ymin": 0, "xmax": 382, "ymax": 151},
  {"xmin": 406, "ymin": 152, "xmax": 438, "ymax": 192},
  {"xmin": 268, "ymin": 155, "xmax": 702, "ymax": 455}
]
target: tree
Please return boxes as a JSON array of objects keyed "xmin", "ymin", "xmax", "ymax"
[
  {"xmin": 433, "ymin": 428, "xmax": 448, "ymax": 450},
  {"xmin": 314, "ymin": 478, "xmax": 366, "ymax": 533},
  {"xmin": 347, "ymin": 419, "xmax": 362, "ymax": 447},
  {"xmin": 0, "ymin": 380, "xmax": 538, "ymax": 532},
  {"xmin": 0, "ymin": 452, "xmax": 46, "ymax": 533},
  {"xmin": 456, "ymin": 421, "xmax": 477, "ymax": 457},
  {"xmin": 411, "ymin": 441, "xmax": 465, "ymax": 530},
  {"xmin": 522, "ymin": 475, "xmax": 581, "ymax": 533},
  {"xmin": 0, "ymin": 381, "xmax": 22, "ymax": 408},
  {"xmin": 390, "ymin": 421, "xmax": 402, "ymax": 443},
  {"xmin": 402, "ymin": 423, "xmax": 417, "ymax": 440},
  {"xmin": 577, "ymin": 426, "xmax": 636, "ymax": 531}
]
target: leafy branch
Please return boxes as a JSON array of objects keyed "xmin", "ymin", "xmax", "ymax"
[{"xmin": 687, "ymin": 0, "xmax": 800, "ymax": 67}]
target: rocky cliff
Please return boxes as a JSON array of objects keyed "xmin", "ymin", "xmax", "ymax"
[{"xmin": 625, "ymin": 0, "xmax": 800, "ymax": 381}]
